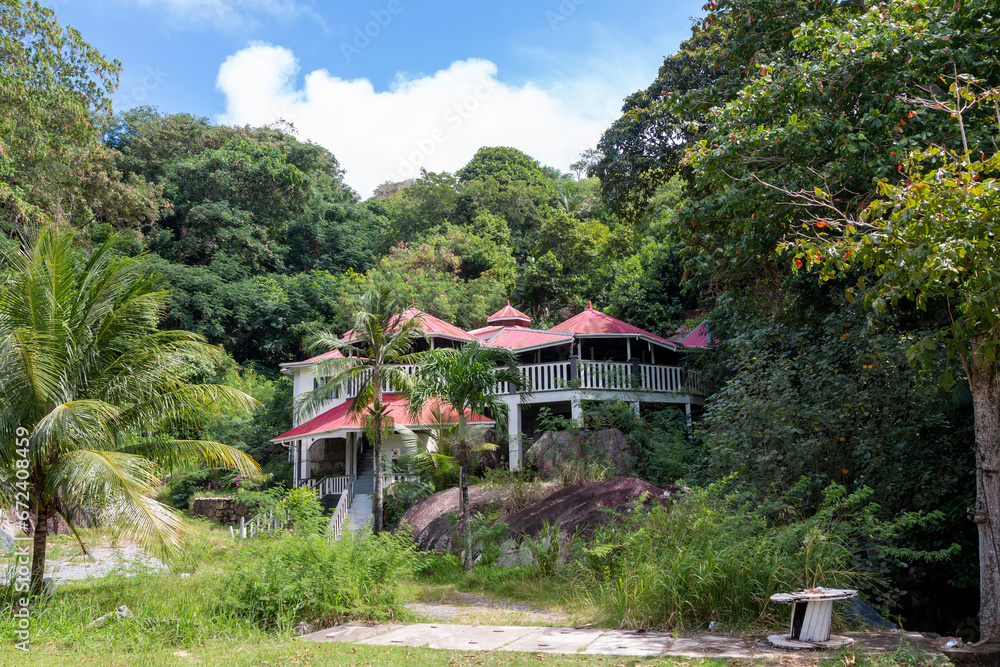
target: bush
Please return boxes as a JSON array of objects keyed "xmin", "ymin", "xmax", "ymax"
[
  {"xmin": 583, "ymin": 479, "xmax": 954, "ymax": 630},
  {"xmin": 219, "ymin": 530, "xmax": 419, "ymax": 630}
]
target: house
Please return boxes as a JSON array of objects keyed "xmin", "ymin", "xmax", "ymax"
[{"xmin": 271, "ymin": 302, "xmax": 708, "ymax": 530}]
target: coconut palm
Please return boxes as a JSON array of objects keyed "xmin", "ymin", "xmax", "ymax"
[
  {"xmin": 0, "ymin": 226, "xmax": 261, "ymax": 594},
  {"xmin": 407, "ymin": 341, "xmax": 529, "ymax": 569},
  {"xmin": 298, "ymin": 283, "xmax": 425, "ymax": 533}
]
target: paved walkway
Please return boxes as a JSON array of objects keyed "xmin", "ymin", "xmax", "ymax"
[{"xmin": 302, "ymin": 622, "xmax": 943, "ymax": 659}]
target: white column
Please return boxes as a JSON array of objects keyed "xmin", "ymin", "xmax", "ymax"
[
  {"xmin": 685, "ymin": 403, "xmax": 693, "ymax": 428},
  {"xmin": 293, "ymin": 440, "xmax": 300, "ymax": 486},
  {"xmin": 506, "ymin": 397, "xmax": 522, "ymax": 470},
  {"xmin": 631, "ymin": 401, "xmax": 641, "ymax": 417},
  {"xmin": 345, "ymin": 435, "xmax": 352, "ymax": 478},
  {"xmin": 571, "ymin": 399, "xmax": 583, "ymax": 422}
]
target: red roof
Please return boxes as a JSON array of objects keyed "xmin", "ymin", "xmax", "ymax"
[
  {"xmin": 681, "ymin": 322, "xmax": 711, "ymax": 348},
  {"xmin": 468, "ymin": 325, "xmax": 504, "ymax": 340},
  {"xmin": 301, "ymin": 349, "xmax": 345, "ymax": 364},
  {"xmin": 273, "ymin": 394, "xmax": 494, "ymax": 442},
  {"xmin": 551, "ymin": 303, "xmax": 678, "ymax": 347},
  {"xmin": 482, "ymin": 328, "xmax": 574, "ymax": 351},
  {"xmin": 343, "ymin": 307, "xmax": 477, "ymax": 344},
  {"xmin": 487, "ymin": 301, "xmax": 531, "ymax": 327}
]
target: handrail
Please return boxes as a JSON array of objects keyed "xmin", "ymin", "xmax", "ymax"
[
  {"xmin": 322, "ymin": 361, "xmax": 706, "ymax": 400},
  {"xmin": 328, "ymin": 474, "xmax": 355, "ymax": 539}
]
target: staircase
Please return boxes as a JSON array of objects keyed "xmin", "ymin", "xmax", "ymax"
[{"xmin": 346, "ymin": 447, "xmax": 374, "ymax": 532}]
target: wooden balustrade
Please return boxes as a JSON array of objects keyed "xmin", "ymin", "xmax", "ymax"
[{"xmin": 326, "ymin": 361, "xmax": 705, "ymax": 399}]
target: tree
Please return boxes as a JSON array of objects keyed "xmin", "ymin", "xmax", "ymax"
[
  {"xmin": 407, "ymin": 342, "xmax": 529, "ymax": 569},
  {"xmin": 298, "ymin": 283, "xmax": 425, "ymax": 533},
  {"xmin": 785, "ymin": 81, "xmax": 1000, "ymax": 638},
  {"xmin": 0, "ymin": 226, "xmax": 261, "ymax": 594},
  {"xmin": 1, "ymin": 1, "xmax": 167, "ymax": 232}
]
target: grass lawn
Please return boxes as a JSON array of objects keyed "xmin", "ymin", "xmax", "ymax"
[
  {"xmin": 0, "ymin": 521, "xmax": 944, "ymax": 667},
  {"xmin": 0, "ymin": 641, "xmax": 732, "ymax": 666}
]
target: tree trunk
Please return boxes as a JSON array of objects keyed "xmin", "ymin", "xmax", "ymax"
[
  {"xmin": 970, "ymin": 338, "xmax": 1000, "ymax": 642},
  {"xmin": 373, "ymin": 412, "xmax": 383, "ymax": 534},
  {"xmin": 460, "ymin": 460, "xmax": 472, "ymax": 570},
  {"xmin": 30, "ymin": 481, "xmax": 49, "ymax": 597}
]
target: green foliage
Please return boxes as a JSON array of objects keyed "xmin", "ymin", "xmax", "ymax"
[
  {"xmin": 584, "ymin": 480, "xmax": 955, "ymax": 629},
  {"xmin": 469, "ymin": 513, "xmax": 509, "ymax": 567},
  {"xmin": 278, "ymin": 486, "xmax": 327, "ymax": 536},
  {"xmin": 695, "ymin": 306, "xmax": 974, "ymax": 520},
  {"xmin": 0, "ymin": 226, "xmax": 261, "ymax": 592},
  {"xmin": 218, "ymin": 530, "xmax": 419, "ymax": 630},
  {"xmin": 369, "ymin": 228, "xmax": 513, "ymax": 330},
  {"xmin": 0, "ymin": 0, "xmax": 133, "ymax": 229}
]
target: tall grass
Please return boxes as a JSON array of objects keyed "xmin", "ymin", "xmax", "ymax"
[
  {"xmin": 218, "ymin": 529, "xmax": 419, "ymax": 630},
  {"xmin": 0, "ymin": 521, "xmax": 419, "ymax": 655},
  {"xmin": 581, "ymin": 481, "xmax": 949, "ymax": 630}
]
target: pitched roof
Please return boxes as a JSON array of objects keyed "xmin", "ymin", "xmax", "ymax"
[
  {"xmin": 551, "ymin": 302, "xmax": 680, "ymax": 348},
  {"xmin": 342, "ymin": 307, "xmax": 477, "ymax": 344},
  {"xmin": 680, "ymin": 321, "xmax": 711, "ymax": 348},
  {"xmin": 482, "ymin": 327, "xmax": 574, "ymax": 351},
  {"xmin": 272, "ymin": 393, "xmax": 494, "ymax": 442},
  {"xmin": 486, "ymin": 301, "xmax": 531, "ymax": 327},
  {"xmin": 468, "ymin": 325, "xmax": 504, "ymax": 340}
]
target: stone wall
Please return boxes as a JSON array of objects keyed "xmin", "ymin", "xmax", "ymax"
[{"xmin": 190, "ymin": 497, "xmax": 248, "ymax": 524}]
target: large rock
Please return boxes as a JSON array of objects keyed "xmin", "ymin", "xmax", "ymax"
[
  {"xmin": 399, "ymin": 486, "xmax": 505, "ymax": 552},
  {"xmin": 504, "ymin": 477, "xmax": 685, "ymax": 539},
  {"xmin": 525, "ymin": 429, "xmax": 634, "ymax": 478}
]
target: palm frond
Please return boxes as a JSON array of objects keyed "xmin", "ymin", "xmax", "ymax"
[{"xmin": 119, "ymin": 440, "xmax": 261, "ymax": 478}]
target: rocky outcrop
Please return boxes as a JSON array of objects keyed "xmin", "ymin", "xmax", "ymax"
[
  {"xmin": 400, "ymin": 477, "xmax": 689, "ymax": 552},
  {"xmin": 525, "ymin": 429, "xmax": 634, "ymax": 478},
  {"xmin": 399, "ymin": 486, "xmax": 505, "ymax": 552},
  {"xmin": 190, "ymin": 497, "xmax": 248, "ymax": 524},
  {"xmin": 504, "ymin": 477, "xmax": 685, "ymax": 538}
]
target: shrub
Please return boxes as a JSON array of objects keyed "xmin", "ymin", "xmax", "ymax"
[
  {"xmin": 219, "ymin": 530, "xmax": 419, "ymax": 630},
  {"xmin": 583, "ymin": 479, "xmax": 954, "ymax": 630}
]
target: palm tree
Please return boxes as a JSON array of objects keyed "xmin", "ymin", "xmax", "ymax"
[
  {"xmin": 298, "ymin": 284, "xmax": 424, "ymax": 533},
  {"xmin": 0, "ymin": 226, "xmax": 261, "ymax": 594},
  {"xmin": 407, "ymin": 341, "xmax": 529, "ymax": 569}
]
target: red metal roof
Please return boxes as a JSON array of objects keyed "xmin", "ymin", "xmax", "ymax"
[
  {"xmin": 551, "ymin": 303, "xmax": 678, "ymax": 347},
  {"xmin": 300, "ymin": 349, "xmax": 346, "ymax": 365},
  {"xmin": 487, "ymin": 301, "xmax": 531, "ymax": 326},
  {"xmin": 681, "ymin": 322, "xmax": 711, "ymax": 348},
  {"xmin": 482, "ymin": 327, "xmax": 574, "ymax": 351},
  {"xmin": 468, "ymin": 325, "xmax": 504, "ymax": 340},
  {"xmin": 342, "ymin": 307, "xmax": 477, "ymax": 344},
  {"xmin": 272, "ymin": 393, "xmax": 493, "ymax": 441}
]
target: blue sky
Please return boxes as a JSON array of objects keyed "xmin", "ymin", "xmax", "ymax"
[{"xmin": 50, "ymin": 0, "xmax": 702, "ymax": 196}]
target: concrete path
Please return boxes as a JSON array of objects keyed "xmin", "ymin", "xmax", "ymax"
[
  {"xmin": 0, "ymin": 544, "xmax": 167, "ymax": 584},
  {"xmin": 302, "ymin": 621, "xmax": 943, "ymax": 659}
]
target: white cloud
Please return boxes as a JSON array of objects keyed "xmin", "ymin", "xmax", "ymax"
[
  {"xmin": 216, "ymin": 43, "xmax": 638, "ymax": 197},
  {"xmin": 126, "ymin": 0, "xmax": 321, "ymax": 32}
]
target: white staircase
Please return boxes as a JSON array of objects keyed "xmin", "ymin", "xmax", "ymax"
[{"xmin": 346, "ymin": 447, "xmax": 374, "ymax": 533}]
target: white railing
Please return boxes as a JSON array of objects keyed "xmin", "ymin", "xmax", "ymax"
[
  {"xmin": 638, "ymin": 364, "xmax": 684, "ymax": 393},
  {"xmin": 328, "ymin": 475, "xmax": 355, "ymax": 539},
  {"xmin": 321, "ymin": 361, "xmax": 706, "ymax": 402},
  {"xmin": 382, "ymin": 473, "xmax": 419, "ymax": 487},
  {"xmin": 309, "ymin": 474, "xmax": 352, "ymax": 497},
  {"xmin": 230, "ymin": 511, "xmax": 286, "ymax": 540},
  {"xmin": 578, "ymin": 361, "xmax": 632, "ymax": 390}
]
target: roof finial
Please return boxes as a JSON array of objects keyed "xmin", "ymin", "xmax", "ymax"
[
  {"xmin": 506, "ymin": 300, "xmax": 510, "ymax": 306},
  {"xmin": 411, "ymin": 298, "xmax": 416, "ymax": 306},
  {"xmin": 588, "ymin": 301, "xmax": 593, "ymax": 310}
]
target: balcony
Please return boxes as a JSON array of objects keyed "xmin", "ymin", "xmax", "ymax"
[{"xmin": 320, "ymin": 360, "xmax": 704, "ymax": 402}]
